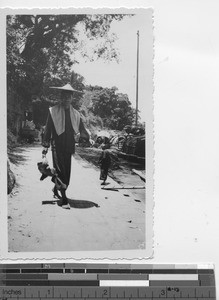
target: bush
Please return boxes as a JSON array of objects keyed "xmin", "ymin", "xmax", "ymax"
[{"xmin": 7, "ymin": 129, "xmax": 18, "ymax": 151}]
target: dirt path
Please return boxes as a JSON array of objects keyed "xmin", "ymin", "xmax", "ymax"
[{"xmin": 8, "ymin": 144, "xmax": 145, "ymax": 252}]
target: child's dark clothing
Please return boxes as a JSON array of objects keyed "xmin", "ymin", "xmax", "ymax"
[{"xmin": 99, "ymin": 150, "xmax": 111, "ymax": 183}]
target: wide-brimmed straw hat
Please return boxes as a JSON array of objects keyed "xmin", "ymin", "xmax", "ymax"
[{"xmin": 50, "ymin": 83, "xmax": 83, "ymax": 93}]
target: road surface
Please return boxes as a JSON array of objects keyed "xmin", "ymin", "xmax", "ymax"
[{"xmin": 8, "ymin": 144, "xmax": 146, "ymax": 252}]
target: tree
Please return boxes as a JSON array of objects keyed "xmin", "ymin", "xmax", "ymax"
[
  {"xmin": 7, "ymin": 14, "xmax": 127, "ymax": 131},
  {"xmin": 7, "ymin": 14, "xmax": 125, "ymax": 93},
  {"xmin": 91, "ymin": 86, "xmax": 135, "ymax": 130}
]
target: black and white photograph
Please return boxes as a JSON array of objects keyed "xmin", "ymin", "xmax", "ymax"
[
  {"xmin": 1, "ymin": 0, "xmax": 219, "ymax": 290},
  {"xmin": 2, "ymin": 7, "xmax": 154, "ymax": 259}
]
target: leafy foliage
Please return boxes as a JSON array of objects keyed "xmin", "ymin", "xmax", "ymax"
[
  {"xmin": 6, "ymin": 13, "xmax": 129, "ymax": 132},
  {"xmin": 87, "ymin": 86, "xmax": 135, "ymax": 130},
  {"xmin": 7, "ymin": 14, "xmax": 125, "ymax": 95}
]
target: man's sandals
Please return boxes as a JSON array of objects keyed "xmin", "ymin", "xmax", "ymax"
[{"xmin": 62, "ymin": 202, "xmax": 70, "ymax": 209}]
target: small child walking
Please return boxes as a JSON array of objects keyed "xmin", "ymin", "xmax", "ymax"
[{"xmin": 98, "ymin": 149, "xmax": 111, "ymax": 185}]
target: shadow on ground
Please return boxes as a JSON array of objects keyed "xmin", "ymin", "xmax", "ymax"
[
  {"xmin": 69, "ymin": 199, "xmax": 100, "ymax": 208},
  {"xmin": 8, "ymin": 148, "xmax": 27, "ymax": 165},
  {"xmin": 42, "ymin": 199, "xmax": 99, "ymax": 209},
  {"xmin": 42, "ymin": 200, "xmax": 57, "ymax": 205}
]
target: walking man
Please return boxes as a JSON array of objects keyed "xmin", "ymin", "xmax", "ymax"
[{"xmin": 42, "ymin": 83, "xmax": 90, "ymax": 209}]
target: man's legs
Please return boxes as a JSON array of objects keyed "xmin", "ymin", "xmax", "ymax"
[
  {"xmin": 53, "ymin": 185, "xmax": 61, "ymax": 199},
  {"xmin": 52, "ymin": 147, "xmax": 72, "ymax": 206}
]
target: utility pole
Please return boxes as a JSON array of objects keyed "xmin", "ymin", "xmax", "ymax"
[{"xmin": 135, "ymin": 30, "xmax": 139, "ymax": 127}]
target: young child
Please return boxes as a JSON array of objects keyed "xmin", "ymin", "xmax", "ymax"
[{"xmin": 98, "ymin": 149, "xmax": 111, "ymax": 185}]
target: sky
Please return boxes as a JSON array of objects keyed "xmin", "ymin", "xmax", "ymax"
[{"xmin": 73, "ymin": 10, "xmax": 154, "ymax": 123}]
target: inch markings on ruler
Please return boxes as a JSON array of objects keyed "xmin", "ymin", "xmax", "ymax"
[
  {"xmin": 0, "ymin": 263, "xmax": 216, "ymax": 299},
  {"xmin": 0, "ymin": 286, "xmax": 216, "ymax": 299}
]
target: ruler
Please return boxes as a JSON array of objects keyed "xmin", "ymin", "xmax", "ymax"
[{"xmin": 0, "ymin": 263, "xmax": 216, "ymax": 299}]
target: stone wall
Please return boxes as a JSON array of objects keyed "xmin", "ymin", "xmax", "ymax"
[{"xmin": 7, "ymin": 160, "xmax": 15, "ymax": 194}]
